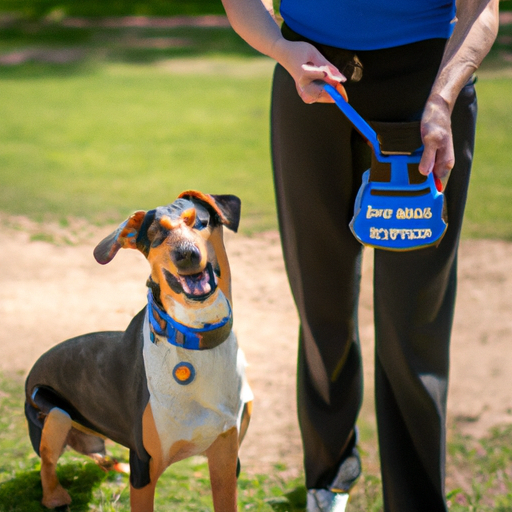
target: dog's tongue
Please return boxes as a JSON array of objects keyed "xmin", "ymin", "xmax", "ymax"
[{"xmin": 180, "ymin": 270, "xmax": 211, "ymax": 297}]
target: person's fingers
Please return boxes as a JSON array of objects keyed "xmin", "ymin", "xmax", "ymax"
[
  {"xmin": 298, "ymin": 62, "xmax": 347, "ymax": 103},
  {"xmin": 419, "ymin": 146, "xmax": 436, "ymax": 176},
  {"xmin": 301, "ymin": 63, "xmax": 346, "ymax": 83}
]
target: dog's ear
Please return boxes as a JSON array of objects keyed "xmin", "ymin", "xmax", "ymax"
[
  {"xmin": 93, "ymin": 211, "xmax": 147, "ymax": 264},
  {"xmin": 178, "ymin": 190, "xmax": 242, "ymax": 233}
]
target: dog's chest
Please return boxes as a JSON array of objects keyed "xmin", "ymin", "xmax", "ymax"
[{"xmin": 142, "ymin": 314, "xmax": 248, "ymax": 462}]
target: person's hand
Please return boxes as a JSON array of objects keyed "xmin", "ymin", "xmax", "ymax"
[
  {"xmin": 419, "ymin": 94, "xmax": 455, "ymax": 186},
  {"xmin": 274, "ymin": 39, "xmax": 348, "ymax": 103}
]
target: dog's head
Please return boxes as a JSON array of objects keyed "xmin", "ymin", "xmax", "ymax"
[{"xmin": 93, "ymin": 191, "xmax": 241, "ymax": 326}]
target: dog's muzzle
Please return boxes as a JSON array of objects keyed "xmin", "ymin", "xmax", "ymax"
[
  {"xmin": 177, "ymin": 263, "xmax": 216, "ymax": 299},
  {"xmin": 164, "ymin": 263, "xmax": 217, "ymax": 301}
]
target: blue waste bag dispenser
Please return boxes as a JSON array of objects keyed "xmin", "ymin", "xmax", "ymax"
[{"xmin": 323, "ymin": 83, "xmax": 447, "ymax": 251}]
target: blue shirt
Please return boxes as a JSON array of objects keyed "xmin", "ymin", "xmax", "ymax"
[{"xmin": 280, "ymin": 0, "xmax": 456, "ymax": 50}]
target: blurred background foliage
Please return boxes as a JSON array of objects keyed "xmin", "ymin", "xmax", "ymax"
[
  {"xmin": 0, "ymin": 0, "xmax": 226, "ymax": 18},
  {"xmin": 0, "ymin": 0, "xmax": 507, "ymax": 20}
]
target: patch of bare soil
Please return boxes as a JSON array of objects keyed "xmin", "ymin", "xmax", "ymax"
[{"xmin": 1, "ymin": 221, "xmax": 511, "ymax": 478}]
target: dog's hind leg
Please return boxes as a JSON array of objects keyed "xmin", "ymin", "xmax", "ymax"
[
  {"xmin": 39, "ymin": 407, "xmax": 72, "ymax": 509},
  {"xmin": 206, "ymin": 426, "xmax": 239, "ymax": 512}
]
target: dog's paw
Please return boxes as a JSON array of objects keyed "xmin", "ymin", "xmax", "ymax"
[{"xmin": 42, "ymin": 485, "xmax": 72, "ymax": 509}]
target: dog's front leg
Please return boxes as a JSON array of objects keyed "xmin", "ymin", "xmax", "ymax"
[
  {"xmin": 206, "ymin": 426, "xmax": 239, "ymax": 512},
  {"xmin": 130, "ymin": 479, "xmax": 157, "ymax": 512}
]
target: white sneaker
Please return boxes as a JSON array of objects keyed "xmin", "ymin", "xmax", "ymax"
[{"xmin": 307, "ymin": 489, "xmax": 349, "ymax": 512}]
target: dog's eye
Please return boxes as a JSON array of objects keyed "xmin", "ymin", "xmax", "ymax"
[
  {"xmin": 194, "ymin": 209, "xmax": 210, "ymax": 230},
  {"xmin": 195, "ymin": 217, "xmax": 209, "ymax": 230}
]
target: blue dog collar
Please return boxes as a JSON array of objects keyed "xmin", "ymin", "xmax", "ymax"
[{"xmin": 147, "ymin": 290, "xmax": 232, "ymax": 350}]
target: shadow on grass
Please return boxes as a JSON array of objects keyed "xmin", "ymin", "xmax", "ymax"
[
  {"xmin": 0, "ymin": 16, "xmax": 261, "ymax": 80},
  {"xmin": 0, "ymin": 0, "xmax": 227, "ymax": 19},
  {"xmin": 265, "ymin": 479, "xmax": 384, "ymax": 512},
  {"xmin": 0, "ymin": 13, "xmax": 510, "ymax": 80},
  {"xmin": 265, "ymin": 486, "xmax": 307, "ymax": 512},
  {"xmin": 0, "ymin": 462, "xmax": 107, "ymax": 512}
]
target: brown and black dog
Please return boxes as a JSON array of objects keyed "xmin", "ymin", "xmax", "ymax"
[{"xmin": 25, "ymin": 190, "xmax": 253, "ymax": 512}]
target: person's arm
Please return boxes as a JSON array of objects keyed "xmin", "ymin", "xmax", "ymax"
[
  {"xmin": 419, "ymin": 0, "xmax": 500, "ymax": 180},
  {"xmin": 221, "ymin": 0, "xmax": 346, "ymax": 102}
]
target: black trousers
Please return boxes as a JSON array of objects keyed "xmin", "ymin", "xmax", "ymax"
[{"xmin": 271, "ymin": 34, "xmax": 477, "ymax": 512}]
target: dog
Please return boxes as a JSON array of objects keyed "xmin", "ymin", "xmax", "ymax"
[{"xmin": 24, "ymin": 190, "xmax": 253, "ymax": 512}]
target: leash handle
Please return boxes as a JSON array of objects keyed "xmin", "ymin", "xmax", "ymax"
[
  {"xmin": 322, "ymin": 83, "xmax": 381, "ymax": 152},
  {"xmin": 322, "ymin": 82, "xmax": 436, "ymax": 192}
]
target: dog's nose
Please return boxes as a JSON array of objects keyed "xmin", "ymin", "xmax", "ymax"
[{"xmin": 172, "ymin": 243, "xmax": 202, "ymax": 272}]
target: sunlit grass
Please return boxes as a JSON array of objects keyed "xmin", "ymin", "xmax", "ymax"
[
  {"xmin": 463, "ymin": 77, "xmax": 512, "ymax": 240},
  {"xmin": 1, "ymin": 373, "xmax": 512, "ymax": 511},
  {"xmin": 0, "ymin": 57, "xmax": 276, "ymax": 234},
  {"xmin": 0, "ymin": 20, "xmax": 510, "ymax": 238}
]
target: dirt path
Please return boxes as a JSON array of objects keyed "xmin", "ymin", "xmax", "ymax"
[{"xmin": 1, "ymin": 221, "xmax": 511, "ymax": 476}]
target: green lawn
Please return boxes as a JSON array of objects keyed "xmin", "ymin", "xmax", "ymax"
[
  {"xmin": 0, "ymin": 59, "xmax": 276, "ymax": 233},
  {"xmin": 0, "ymin": 19, "xmax": 511, "ymax": 237},
  {"xmin": 465, "ymin": 77, "xmax": 512, "ymax": 240},
  {"xmin": 0, "ymin": 21, "xmax": 276, "ymax": 233}
]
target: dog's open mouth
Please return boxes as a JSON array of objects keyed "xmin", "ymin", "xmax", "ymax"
[{"xmin": 175, "ymin": 263, "xmax": 217, "ymax": 301}]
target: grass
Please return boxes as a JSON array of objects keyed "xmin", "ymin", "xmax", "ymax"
[
  {"xmin": 464, "ymin": 78, "xmax": 512, "ymax": 240},
  {"xmin": 446, "ymin": 426, "xmax": 512, "ymax": 511},
  {"xmin": 0, "ymin": 60, "xmax": 276, "ymax": 233},
  {"xmin": 460, "ymin": 4, "xmax": 512, "ymax": 240},
  {"xmin": 0, "ymin": 18, "xmax": 511, "ymax": 237},
  {"xmin": 0, "ymin": 20, "xmax": 276, "ymax": 234},
  {"xmin": 1, "ymin": 372, "xmax": 512, "ymax": 511}
]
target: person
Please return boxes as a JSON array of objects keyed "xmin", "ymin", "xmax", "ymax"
[{"xmin": 219, "ymin": 1, "xmax": 500, "ymax": 511}]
